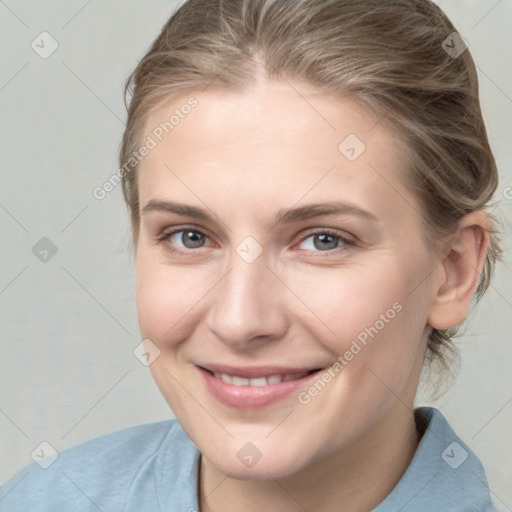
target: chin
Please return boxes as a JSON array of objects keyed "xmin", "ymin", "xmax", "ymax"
[
  {"xmin": 210, "ymin": 453, "xmax": 308, "ymax": 481},
  {"xmin": 202, "ymin": 434, "xmax": 319, "ymax": 481}
]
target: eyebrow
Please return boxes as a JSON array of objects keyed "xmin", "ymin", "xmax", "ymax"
[{"xmin": 142, "ymin": 199, "xmax": 378, "ymax": 224}]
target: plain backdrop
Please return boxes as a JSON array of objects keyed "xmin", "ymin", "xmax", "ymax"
[{"xmin": 0, "ymin": 0, "xmax": 511, "ymax": 508}]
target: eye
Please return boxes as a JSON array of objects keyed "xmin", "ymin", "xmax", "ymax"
[
  {"xmin": 297, "ymin": 230, "xmax": 353, "ymax": 252},
  {"xmin": 157, "ymin": 226, "xmax": 353, "ymax": 255},
  {"xmin": 159, "ymin": 227, "xmax": 213, "ymax": 252}
]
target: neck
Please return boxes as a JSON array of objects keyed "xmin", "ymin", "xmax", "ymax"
[{"xmin": 198, "ymin": 400, "xmax": 421, "ymax": 512}]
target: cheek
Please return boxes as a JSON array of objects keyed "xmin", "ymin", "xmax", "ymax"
[
  {"xmin": 288, "ymin": 263, "xmax": 428, "ymax": 431},
  {"xmin": 288, "ymin": 265, "xmax": 402, "ymax": 333},
  {"xmin": 288, "ymin": 257, "xmax": 428, "ymax": 365},
  {"xmin": 135, "ymin": 253, "xmax": 213, "ymax": 345}
]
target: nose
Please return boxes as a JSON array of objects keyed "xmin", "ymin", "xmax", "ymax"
[{"xmin": 205, "ymin": 250, "xmax": 288, "ymax": 350}]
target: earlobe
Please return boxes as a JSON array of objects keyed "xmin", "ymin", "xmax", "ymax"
[{"xmin": 427, "ymin": 211, "xmax": 490, "ymax": 330}]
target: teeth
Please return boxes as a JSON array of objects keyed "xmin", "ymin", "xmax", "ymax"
[
  {"xmin": 232, "ymin": 376, "xmax": 250, "ymax": 386},
  {"xmin": 220, "ymin": 373, "xmax": 232, "ymax": 384},
  {"xmin": 213, "ymin": 371, "xmax": 310, "ymax": 386},
  {"xmin": 248, "ymin": 377, "xmax": 268, "ymax": 387},
  {"xmin": 266, "ymin": 375, "xmax": 282, "ymax": 385}
]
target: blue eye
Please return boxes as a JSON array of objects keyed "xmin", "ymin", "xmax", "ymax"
[
  {"xmin": 298, "ymin": 231, "xmax": 351, "ymax": 252},
  {"xmin": 158, "ymin": 227, "xmax": 353, "ymax": 255},
  {"xmin": 166, "ymin": 229, "xmax": 209, "ymax": 250}
]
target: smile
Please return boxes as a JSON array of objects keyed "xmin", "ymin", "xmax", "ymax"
[
  {"xmin": 212, "ymin": 370, "xmax": 314, "ymax": 386},
  {"xmin": 198, "ymin": 365, "xmax": 324, "ymax": 408}
]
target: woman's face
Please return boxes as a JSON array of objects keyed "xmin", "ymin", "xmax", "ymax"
[{"xmin": 135, "ymin": 80, "xmax": 435, "ymax": 479}]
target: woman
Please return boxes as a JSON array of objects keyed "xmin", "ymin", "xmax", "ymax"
[{"xmin": 0, "ymin": 0, "xmax": 504, "ymax": 510}]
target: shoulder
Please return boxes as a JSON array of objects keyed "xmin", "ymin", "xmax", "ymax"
[
  {"xmin": 374, "ymin": 407, "xmax": 502, "ymax": 512},
  {"xmin": 0, "ymin": 418, "xmax": 200, "ymax": 512}
]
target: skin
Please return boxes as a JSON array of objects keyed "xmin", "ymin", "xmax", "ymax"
[{"xmin": 134, "ymin": 78, "xmax": 489, "ymax": 512}]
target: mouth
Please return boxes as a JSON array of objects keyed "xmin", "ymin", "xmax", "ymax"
[
  {"xmin": 202, "ymin": 368, "xmax": 320, "ymax": 386},
  {"xmin": 197, "ymin": 364, "xmax": 325, "ymax": 408}
]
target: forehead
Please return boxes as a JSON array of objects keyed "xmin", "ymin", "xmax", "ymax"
[{"xmin": 137, "ymin": 81, "xmax": 415, "ymax": 227}]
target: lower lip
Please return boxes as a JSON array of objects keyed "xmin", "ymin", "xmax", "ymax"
[{"xmin": 198, "ymin": 367, "xmax": 322, "ymax": 409}]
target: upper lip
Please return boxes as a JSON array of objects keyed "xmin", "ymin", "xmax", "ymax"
[{"xmin": 199, "ymin": 363, "xmax": 323, "ymax": 378}]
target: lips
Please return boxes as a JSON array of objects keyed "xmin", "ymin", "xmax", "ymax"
[
  {"xmin": 200, "ymin": 363, "xmax": 322, "ymax": 379},
  {"xmin": 198, "ymin": 364, "xmax": 324, "ymax": 408}
]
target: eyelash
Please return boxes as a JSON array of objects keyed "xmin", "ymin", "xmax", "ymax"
[{"xmin": 156, "ymin": 225, "xmax": 355, "ymax": 256}]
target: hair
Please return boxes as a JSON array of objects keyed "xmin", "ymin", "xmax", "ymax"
[{"xmin": 119, "ymin": 0, "xmax": 502, "ymax": 391}]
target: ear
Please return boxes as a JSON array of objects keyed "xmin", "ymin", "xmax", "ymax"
[{"xmin": 427, "ymin": 210, "xmax": 490, "ymax": 330}]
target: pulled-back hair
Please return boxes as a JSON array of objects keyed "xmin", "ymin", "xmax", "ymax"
[{"xmin": 120, "ymin": 0, "xmax": 502, "ymax": 386}]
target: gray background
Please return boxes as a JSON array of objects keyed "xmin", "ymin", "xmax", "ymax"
[{"xmin": 0, "ymin": 0, "xmax": 511, "ymax": 508}]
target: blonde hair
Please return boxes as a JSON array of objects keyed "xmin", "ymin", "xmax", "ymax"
[{"xmin": 120, "ymin": 0, "xmax": 502, "ymax": 383}]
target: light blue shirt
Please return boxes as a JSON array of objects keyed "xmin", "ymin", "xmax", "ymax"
[{"xmin": 0, "ymin": 407, "xmax": 501, "ymax": 511}]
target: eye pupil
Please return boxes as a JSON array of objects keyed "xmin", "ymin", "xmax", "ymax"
[{"xmin": 182, "ymin": 231, "xmax": 205, "ymax": 248}]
